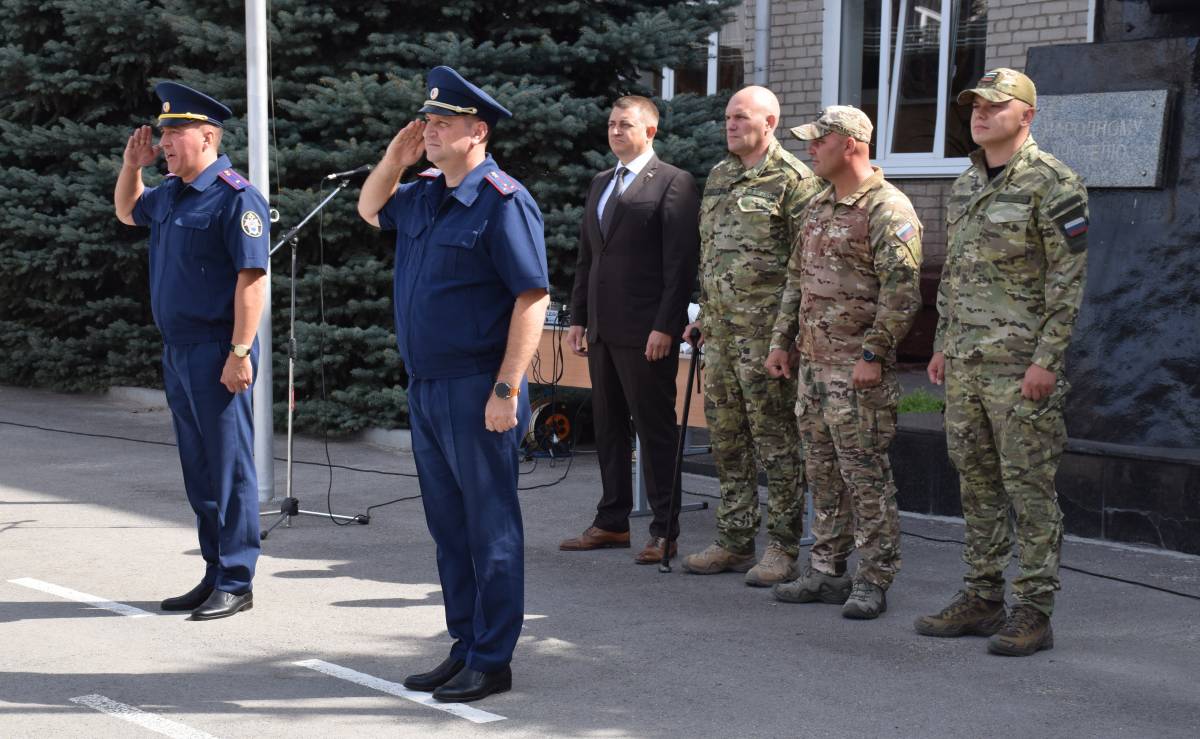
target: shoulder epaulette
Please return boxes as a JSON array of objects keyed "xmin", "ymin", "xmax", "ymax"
[
  {"xmin": 1034, "ymin": 153, "xmax": 1078, "ymax": 183},
  {"xmin": 417, "ymin": 168, "xmax": 442, "ymax": 179},
  {"xmin": 779, "ymin": 150, "xmax": 813, "ymax": 178},
  {"xmin": 484, "ymin": 169, "xmax": 521, "ymax": 196},
  {"xmin": 217, "ymin": 168, "xmax": 249, "ymax": 190}
]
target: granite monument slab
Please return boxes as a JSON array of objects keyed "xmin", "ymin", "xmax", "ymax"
[{"xmin": 1033, "ymin": 89, "xmax": 1170, "ymax": 188}]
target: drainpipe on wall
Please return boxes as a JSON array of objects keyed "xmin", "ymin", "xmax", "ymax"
[{"xmin": 755, "ymin": 0, "xmax": 769, "ymax": 85}]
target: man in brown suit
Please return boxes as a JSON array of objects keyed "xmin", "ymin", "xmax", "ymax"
[{"xmin": 559, "ymin": 96, "xmax": 701, "ymax": 563}]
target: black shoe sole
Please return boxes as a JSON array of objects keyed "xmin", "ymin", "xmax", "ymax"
[
  {"xmin": 189, "ymin": 601, "xmax": 253, "ymax": 621},
  {"xmin": 432, "ymin": 679, "xmax": 512, "ymax": 703}
]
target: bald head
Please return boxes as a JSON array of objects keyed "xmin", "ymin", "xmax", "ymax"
[
  {"xmin": 730, "ymin": 86, "xmax": 781, "ymax": 120},
  {"xmin": 725, "ymin": 86, "xmax": 782, "ymax": 165}
]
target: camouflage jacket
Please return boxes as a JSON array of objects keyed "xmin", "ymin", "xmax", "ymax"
[
  {"xmin": 698, "ymin": 139, "xmax": 824, "ymax": 336},
  {"xmin": 934, "ymin": 136, "xmax": 1089, "ymax": 372},
  {"xmin": 771, "ymin": 168, "xmax": 923, "ymax": 365}
]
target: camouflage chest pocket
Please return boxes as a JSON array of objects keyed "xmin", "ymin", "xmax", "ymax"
[
  {"xmin": 981, "ymin": 197, "xmax": 1034, "ymax": 260},
  {"xmin": 734, "ymin": 190, "xmax": 781, "ymax": 245},
  {"xmin": 699, "ymin": 191, "xmax": 725, "ymax": 244}
]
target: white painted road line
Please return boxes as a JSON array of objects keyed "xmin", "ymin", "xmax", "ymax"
[
  {"xmin": 295, "ymin": 658, "xmax": 507, "ymax": 724},
  {"xmin": 9, "ymin": 577, "xmax": 153, "ymax": 618},
  {"xmin": 69, "ymin": 694, "xmax": 220, "ymax": 739}
]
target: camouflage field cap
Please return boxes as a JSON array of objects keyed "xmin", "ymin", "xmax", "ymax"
[
  {"xmin": 790, "ymin": 105, "xmax": 873, "ymax": 143},
  {"xmin": 956, "ymin": 68, "xmax": 1037, "ymax": 107}
]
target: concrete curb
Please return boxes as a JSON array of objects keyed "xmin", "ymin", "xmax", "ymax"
[
  {"xmin": 106, "ymin": 385, "xmax": 168, "ymax": 409},
  {"xmin": 359, "ymin": 427, "xmax": 412, "ymax": 451}
]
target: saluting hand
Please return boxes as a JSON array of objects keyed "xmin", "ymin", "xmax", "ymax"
[
  {"xmin": 123, "ymin": 125, "xmax": 160, "ymax": 169},
  {"xmin": 384, "ymin": 120, "xmax": 427, "ymax": 169}
]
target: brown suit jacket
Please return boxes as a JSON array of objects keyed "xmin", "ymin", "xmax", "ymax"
[{"xmin": 570, "ymin": 155, "xmax": 700, "ymax": 347}]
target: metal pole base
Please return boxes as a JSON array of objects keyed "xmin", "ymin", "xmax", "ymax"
[{"xmin": 259, "ymin": 497, "xmax": 367, "ymax": 540}]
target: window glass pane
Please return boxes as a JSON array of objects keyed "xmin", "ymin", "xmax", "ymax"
[
  {"xmin": 889, "ymin": 1, "xmax": 942, "ymax": 154},
  {"xmin": 945, "ymin": 0, "xmax": 988, "ymax": 156},
  {"xmin": 839, "ymin": 0, "xmax": 883, "ymax": 158},
  {"xmin": 718, "ymin": 43, "xmax": 745, "ymax": 92}
]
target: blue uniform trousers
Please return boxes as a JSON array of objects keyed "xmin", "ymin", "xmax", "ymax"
[
  {"xmin": 162, "ymin": 341, "xmax": 261, "ymax": 594},
  {"xmin": 408, "ymin": 373, "xmax": 528, "ymax": 673}
]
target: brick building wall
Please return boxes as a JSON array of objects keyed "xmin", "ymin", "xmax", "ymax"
[
  {"xmin": 736, "ymin": 0, "xmax": 1088, "ymax": 270},
  {"xmin": 987, "ymin": 0, "xmax": 1091, "ymax": 69}
]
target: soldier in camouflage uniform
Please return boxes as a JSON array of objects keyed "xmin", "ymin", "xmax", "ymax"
[
  {"xmin": 914, "ymin": 69, "xmax": 1088, "ymax": 656},
  {"xmin": 681, "ymin": 86, "xmax": 824, "ymax": 585},
  {"xmin": 765, "ymin": 107, "xmax": 923, "ymax": 620}
]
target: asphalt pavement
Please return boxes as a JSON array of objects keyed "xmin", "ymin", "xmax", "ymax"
[{"xmin": 1, "ymin": 384, "xmax": 1197, "ymax": 738}]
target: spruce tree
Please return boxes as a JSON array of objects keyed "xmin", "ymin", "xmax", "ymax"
[{"xmin": 0, "ymin": 0, "xmax": 737, "ymax": 433}]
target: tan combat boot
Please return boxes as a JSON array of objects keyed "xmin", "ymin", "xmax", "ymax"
[
  {"xmin": 681, "ymin": 544, "xmax": 755, "ymax": 575},
  {"xmin": 914, "ymin": 590, "xmax": 1007, "ymax": 637},
  {"xmin": 744, "ymin": 542, "xmax": 798, "ymax": 587},
  {"xmin": 987, "ymin": 604, "xmax": 1053, "ymax": 656}
]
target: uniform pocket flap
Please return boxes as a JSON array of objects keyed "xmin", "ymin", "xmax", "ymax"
[
  {"xmin": 437, "ymin": 228, "xmax": 480, "ymax": 249},
  {"xmin": 736, "ymin": 194, "xmax": 779, "ymax": 215},
  {"xmin": 174, "ymin": 212, "xmax": 212, "ymax": 229},
  {"xmin": 985, "ymin": 201, "xmax": 1033, "ymax": 224}
]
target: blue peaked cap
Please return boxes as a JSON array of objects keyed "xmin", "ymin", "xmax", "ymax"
[
  {"xmin": 418, "ymin": 66, "xmax": 512, "ymax": 128},
  {"xmin": 154, "ymin": 81, "xmax": 233, "ymax": 128}
]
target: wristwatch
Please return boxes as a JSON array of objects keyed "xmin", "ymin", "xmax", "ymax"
[
  {"xmin": 230, "ymin": 343, "xmax": 251, "ymax": 358},
  {"xmin": 862, "ymin": 348, "xmax": 879, "ymax": 363},
  {"xmin": 493, "ymin": 381, "xmax": 520, "ymax": 400}
]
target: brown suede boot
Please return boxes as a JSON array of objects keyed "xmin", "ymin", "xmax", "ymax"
[
  {"xmin": 987, "ymin": 604, "xmax": 1054, "ymax": 656},
  {"xmin": 681, "ymin": 544, "xmax": 755, "ymax": 575},
  {"xmin": 914, "ymin": 590, "xmax": 1007, "ymax": 637},
  {"xmin": 744, "ymin": 542, "xmax": 798, "ymax": 587}
]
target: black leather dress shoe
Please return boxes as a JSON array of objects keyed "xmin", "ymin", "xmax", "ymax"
[
  {"xmin": 432, "ymin": 666, "xmax": 512, "ymax": 703},
  {"xmin": 189, "ymin": 589, "xmax": 253, "ymax": 621},
  {"xmin": 160, "ymin": 582, "xmax": 214, "ymax": 611},
  {"xmin": 403, "ymin": 655, "xmax": 466, "ymax": 692}
]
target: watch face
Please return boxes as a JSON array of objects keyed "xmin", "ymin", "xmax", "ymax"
[{"xmin": 494, "ymin": 382, "xmax": 512, "ymax": 399}]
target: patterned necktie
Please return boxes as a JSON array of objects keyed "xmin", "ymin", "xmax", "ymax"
[{"xmin": 600, "ymin": 165, "xmax": 628, "ymax": 235}]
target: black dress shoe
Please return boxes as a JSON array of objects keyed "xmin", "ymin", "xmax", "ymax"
[
  {"xmin": 403, "ymin": 655, "xmax": 466, "ymax": 692},
  {"xmin": 432, "ymin": 666, "xmax": 512, "ymax": 703},
  {"xmin": 160, "ymin": 582, "xmax": 214, "ymax": 611},
  {"xmin": 189, "ymin": 589, "xmax": 253, "ymax": 621}
]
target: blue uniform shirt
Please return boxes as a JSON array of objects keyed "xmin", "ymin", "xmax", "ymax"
[
  {"xmin": 378, "ymin": 155, "xmax": 549, "ymax": 379},
  {"xmin": 132, "ymin": 155, "xmax": 270, "ymax": 344}
]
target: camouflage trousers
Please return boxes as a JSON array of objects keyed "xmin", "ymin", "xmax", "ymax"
[
  {"xmin": 798, "ymin": 362, "xmax": 901, "ymax": 588},
  {"xmin": 944, "ymin": 358, "xmax": 1066, "ymax": 616},
  {"xmin": 702, "ymin": 326, "xmax": 805, "ymax": 556}
]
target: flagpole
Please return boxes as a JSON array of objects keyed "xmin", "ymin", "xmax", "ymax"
[{"xmin": 246, "ymin": 0, "xmax": 275, "ymax": 504}]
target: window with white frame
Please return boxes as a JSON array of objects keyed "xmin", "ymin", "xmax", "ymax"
[
  {"xmin": 825, "ymin": 0, "xmax": 988, "ymax": 176},
  {"xmin": 648, "ymin": 20, "xmax": 747, "ymax": 100}
]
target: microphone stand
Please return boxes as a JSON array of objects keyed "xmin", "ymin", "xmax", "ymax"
[{"xmin": 260, "ymin": 178, "xmax": 368, "ymax": 540}]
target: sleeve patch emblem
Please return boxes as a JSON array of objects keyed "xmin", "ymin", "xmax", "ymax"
[
  {"xmin": 241, "ymin": 211, "xmax": 264, "ymax": 238},
  {"xmin": 896, "ymin": 222, "xmax": 917, "ymax": 243},
  {"xmin": 1063, "ymin": 216, "xmax": 1088, "ymax": 237}
]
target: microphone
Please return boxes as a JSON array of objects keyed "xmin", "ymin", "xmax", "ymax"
[{"xmin": 324, "ymin": 164, "xmax": 373, "ymax": 181}]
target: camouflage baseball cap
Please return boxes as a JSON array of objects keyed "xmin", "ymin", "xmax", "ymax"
[
  {"xmin": 790, "ymin": 105, "xmax": 873, "ymax": 143},
  {"xmin": 956, "ymin": 68, "xmax": 1037, "ymax": 107}
]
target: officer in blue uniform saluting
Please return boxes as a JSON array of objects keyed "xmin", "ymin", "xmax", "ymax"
[
  {"xmin": 358, "ymin": 66, "xmax": 550, "ymax": 703},
  {"xmin": 114, "ymin": 82, "xmax": 269, "ymax": 621}
]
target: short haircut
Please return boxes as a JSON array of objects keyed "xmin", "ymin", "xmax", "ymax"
[{"xmin": 613, "ymin": 95, "xmax": 660, "ymax": 127}]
